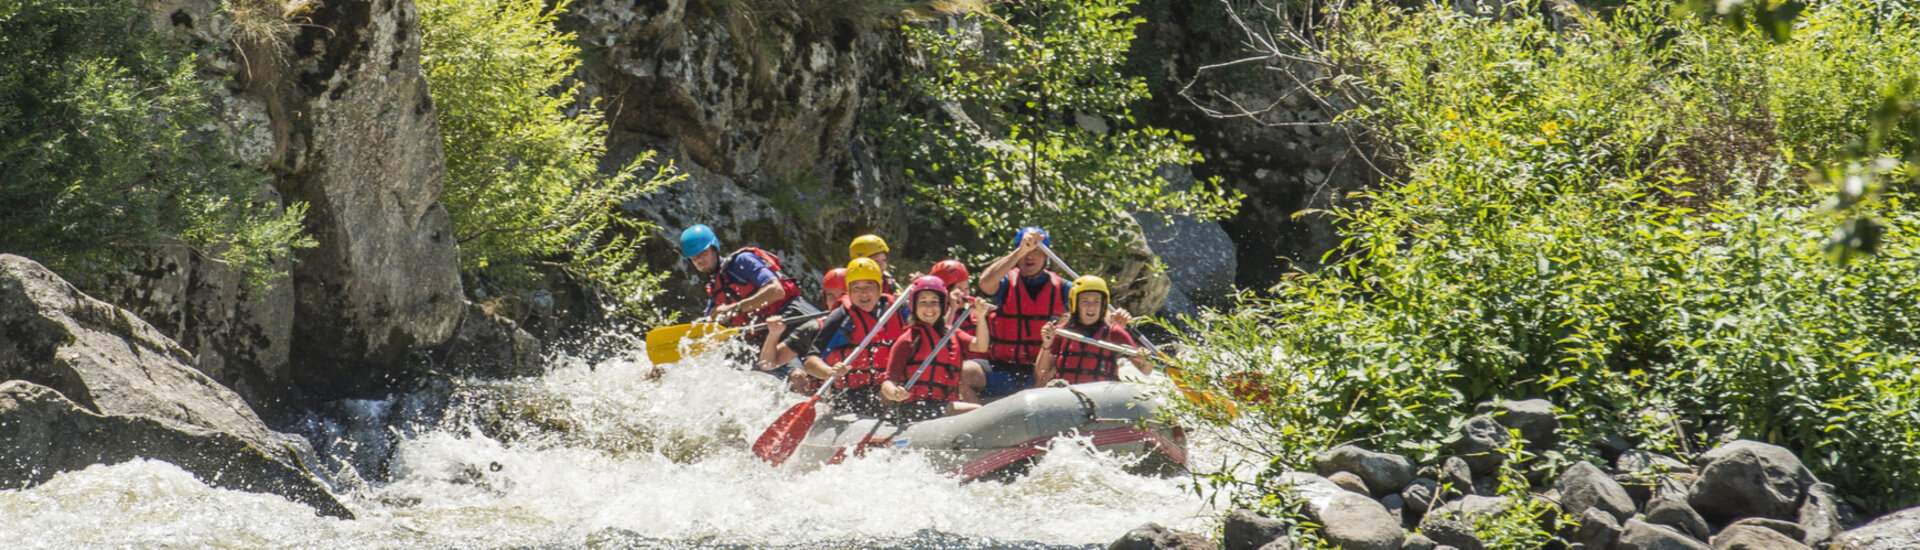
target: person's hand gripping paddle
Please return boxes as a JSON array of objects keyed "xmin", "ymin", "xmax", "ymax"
[
  {"xmin": 752, "ymin": 293, "xmax": 911, "ymax": 465},
  {"xmin": 645, "ymin": 311, "xmax": 829, "ymax": 365}
]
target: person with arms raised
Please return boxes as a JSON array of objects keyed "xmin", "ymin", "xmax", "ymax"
[{"xmin": 974, "ymin": 227, "xmax": 1072, "ymax": 397}]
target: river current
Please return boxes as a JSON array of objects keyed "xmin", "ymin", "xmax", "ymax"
[{"xmin": 0, "ymin": 329, "xmax": 1231, "ymax": 549}]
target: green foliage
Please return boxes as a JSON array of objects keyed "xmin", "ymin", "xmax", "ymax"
[
  {"xmin": 1171, "ymin": 0, "xmax": 1920, "ymax": 517},
  {"xmin": 875, "ymin": 0, "xmax": 1242, "ymax": 268},
  {"xmin": 0, "ymin": 0, "xmax": 311, "ymax": 288},
  {"xmin": 419, "ymin": 0, "xmax": 684, "ymax": 314}
]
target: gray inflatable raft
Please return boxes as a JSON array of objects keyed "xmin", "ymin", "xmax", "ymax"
[{"xmin": 787, "ymin": 381, "xmax": 1188, "ymax": 480}]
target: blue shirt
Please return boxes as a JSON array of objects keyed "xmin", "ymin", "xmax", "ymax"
[{"xmin": 704, "ymin": 251, "xmax": 779, "ymax": 315}]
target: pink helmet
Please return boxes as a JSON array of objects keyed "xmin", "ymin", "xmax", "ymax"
[{"xmin": 908, "ymin": 275, "xmax": 947, "ymax": 301}]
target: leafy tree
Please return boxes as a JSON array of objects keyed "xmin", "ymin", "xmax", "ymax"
[
  {"xmin": 418, "ymin": 0, "xmax": 683, "ymax": 313},
  {"xmin": 876, "ymin": 0, "xmax": 1242, "ymax": 268},
  {"xmin": 0, "ymin": 0, "xmax": 311, "ymax": 288}
]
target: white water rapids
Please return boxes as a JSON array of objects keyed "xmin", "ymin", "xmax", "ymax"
[{"xmin": 0, "ymin": 330, "xmax": 1234, "ymax": 548}]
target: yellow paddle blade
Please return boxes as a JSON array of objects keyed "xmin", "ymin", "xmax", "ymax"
[
  {"xmin": 644, "ymin": 323, "xmax": 739, "ymax": 365},
  {"xmin": 1167, "ymin": 367, "xmax": 1240, "ymax": 418}
]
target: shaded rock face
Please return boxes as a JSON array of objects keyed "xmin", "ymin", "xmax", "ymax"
[
  {"xmin": 441, "ymin": 302, "xmax": 544, "ymax": 379},
  {"xmin": 146, "ymin": 0, "xmax": 463, "ymax": 403},
  {"xmin": 0, "ymin": 255, "xmax": 347, "ymax": 517},
  {"xmin": 1134, "ymin": 164, "xmax": 1238, "ymax": 317},
  {"xmin": 280, "ymin": 0, "xmax": 464, "ymax": 397}
]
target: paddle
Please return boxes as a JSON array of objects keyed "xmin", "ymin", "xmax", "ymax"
[
  {"xmin": 838, "ymin": 304, "xmax": 978, "ymax": 461},
  {"xmin": 646, "ymin": 310, "xmax": 830, "ymax": 365},
  {"xmin": 753, "ymin": 293, "xmax": 912, "ymax": 466},
  {"xmin": 1039, "ymin": 244, "xmax": 1239, "ymax": 417}
]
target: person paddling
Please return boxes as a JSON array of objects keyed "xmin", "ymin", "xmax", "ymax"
[
  {"xmin": 880, "ymin": 276, "xmax": 991, "ymax": 422},
  {"xmin": 679, "ymin": 224, "xmax": 807, "ymax": 349},
  {"xmin": 1035, "ymin": 275, "xmax": 1151, "ymax": 385},
  {"xmin": 762, "ymin": 267, "xmax": 845, "ymax": 393},
  {"xmin": 803, "ymin": 258, "xmax": 909, "ymax": 416},
  {"xmin": 974, "ymin": 227, "xmax": 1072, "ymax": 397}
]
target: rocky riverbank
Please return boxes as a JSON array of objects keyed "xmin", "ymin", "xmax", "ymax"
[{"xmin": 1113, "ymin": 399, "xmax": 1920, "ymax": 550}]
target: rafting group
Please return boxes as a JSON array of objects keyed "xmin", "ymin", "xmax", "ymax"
[{"xmin": 669, "ymin": 223, "xmax": 1159, "ymax": 425}]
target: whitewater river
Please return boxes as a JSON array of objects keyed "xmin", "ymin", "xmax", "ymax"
[{"xmin": 0, "ymin": 330, "xmax": 1233, "ymax": 548}]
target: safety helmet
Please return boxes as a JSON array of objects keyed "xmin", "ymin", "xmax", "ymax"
[
  {"xmin": 930, "ymin": 260, "xmax": 969, "ymax": 288},
  {"xmin": 846, "ymin": 258, "xmax": 884, "ymax": 287},
  {"xmin": 908, "ymin": 275, "xmax": 948, "ymax": 302},
  {"xmin": 1011, "ymin": 226, "xmax": 1051, "ymax": 250},
  {"xmin": 849, "ymin": 234, "xmax": 890, "ymax": 261},
  {"xmin": 1070, "ymin": 275, "xmax": 1110, "ymax": 317},
  {"xmin": 679, "ymin": 224, "xmax": 719, "ymax": 259},
  {"xmin": 822, "ymin": 267, "xmax": 848, "ymax": 292}
]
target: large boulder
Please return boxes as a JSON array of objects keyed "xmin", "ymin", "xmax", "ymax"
[
  {"xmin": 277, "ymin": 0, "xmax": 465, "ymax": 397},
  {"xmin": 106, "ymin": 243, "xmax": 296, "ymax": 418},
  {"xmin": 1646, "ymin": 496, "xmax": 1713, "ymax": 541},
  {"xmin": 1281, "ymin": 473, "xmax": 1406, "ymax": 550},
  {"xmin": 1795, "ymin": 482, "xmax": 1843, "ymax": 546},
  {"xmin": 1827, "ymin": 507, "xmax": 1920, "ymax": 550},
  {"xmin": 1557, "ymin": 461, "xmax": 1637, "ymax": 522},
  {"xmin": 1224, "ymin": 509, "xmax": 1290, "ymax": 550},
  {"xmin": 1687, "ymin": 441, "xmax": 1818, "ymax": 525},
  {"xmin": 442, "ymin": 302, "xmax": 544, "ymax": 378},
  {"xmin": 1133, "ymin": 164, "xmax": 1238, "ymax": 315},
  {"xmin": 1315, "ymin": 444, "xmax": 1417, "ymax": 497},
  {"xmin": 0, "ymin": 255, "xmax": 348, "ymax": 517},
  {"xmin": 1478, "ymin": 399, "xmax": 1559, "ymax": 451}
]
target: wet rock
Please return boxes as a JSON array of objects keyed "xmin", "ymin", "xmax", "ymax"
[
  {"xmin": 1796, "ymin": 482, "xmax": 1842, "ymax": 546},
  {"xmin": 442, "ymin": 302, "xmax": 544, "ymax": 378},
  {"xmin": 1478, "ymin": 399, "xmax": 1559, "ymax": 451},
  {"xmin": 1446, "ymin": 415, "xmax": 1511, "ymax": 475},
  {"xmin": 1281, "ymin": 472, "xmax": 1405, "ymax": 550},
  {"xmin": 0, "ymin": 381, "xmax": 351, "ymax": 519},
  {"xmin": 1687, "ymin": 441, "xmax": 1817, "ymax": 525},
  {"xmin": 1112, "ymin": 523, "xmax": 1219, "ymax": 550},
  {"xmin": 1225, "ymin": 509, "xmax": 1289, "ymax": 550},
  {"xmin": 1330, "ymin": 471, "xmax": 1372, "ymax": 496},
  {"xmin": 1645, "ymin": 496, "xmax": 1713, "ymax": 541},
  {"xmin": 1558, "ymin": 461, "xmax": 1637, "ymax": 522},
  {"xmin": 1828, "ymin": 506, "xmax": 1920, "ymax": 550},
  {"xmin": 106, "ymin": 243, "xmax": 296, "ymax": 418},
  {"xmin": 1621, "ymin": 518, "xmax": 1713, "ymax": 550},
  {"xmin": 1315, "ymin": 444, "xmax": 1417, "ymax": 497},
  {"xmin": 1709, "ymin": 524, "xmax": 1810, "ymax": 550},
  {"xmin": 0, "ymin": 255, "xmax": 348, "ymax": 517}
]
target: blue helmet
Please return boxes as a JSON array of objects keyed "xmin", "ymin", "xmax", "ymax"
[
  {"xmin": 1011, "ymin": 226, "xmax": 1050, "ymax": 250},
  {"xmin": 679, "ymin": 224, "xmax": 719, "ymax": 259}
]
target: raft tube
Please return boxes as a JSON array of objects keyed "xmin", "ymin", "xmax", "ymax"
[{"xmin": 788, "ymin": 381, "xmax": 1188, "ymax": 481}]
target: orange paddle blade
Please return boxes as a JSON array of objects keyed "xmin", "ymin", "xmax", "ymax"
[{"xmin": 752, "ymin": 396, "xmax": 820, "ymax": 466}]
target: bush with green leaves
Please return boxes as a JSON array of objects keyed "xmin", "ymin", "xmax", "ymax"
[
  {"xmin": 0, "ymin": 0, "xmax": 311, "ymax": 288},
  {"xmin": 1168, "ymin": 0, "xmax": 1920, "ymax": 525},
  {"xmin": 418, "ymin": 0, "xmax": 683, "ymax": 314},
  {"xmin": 874, "ymin": 0, "xmax": 1242, "ymax": 269}
]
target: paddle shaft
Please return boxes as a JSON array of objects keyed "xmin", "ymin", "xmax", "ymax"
[
  {"xmin": 1038, "ymin": 244, "xmax": 1168, "ymax": 356},
  {"xmin": 811, "ymin": 292, "xmax": 912, "ymax": 398},
  {"xmin": 736, "ymin": 309, "xmax": 829, "ymax": 333},
  {"xmin": 1052, "ymin": 327, "xmax": 1155, "ymax": 359}
]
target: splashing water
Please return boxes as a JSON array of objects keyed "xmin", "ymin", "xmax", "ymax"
[{"xmin": 0, "ymin": 330, "xmax": 1231, "ymax": 548}]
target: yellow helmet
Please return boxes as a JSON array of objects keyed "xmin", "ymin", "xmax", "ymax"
[
  {"xmin": 846, "ymin": 257, "xmax": 884, "ymax": 287},
  {"xmin": 849, "ymin": 234, "xmax": 889, "ymax": 261},
  {"xmin": 1070, "ymin": 275, "xmax": 1110, "ymax": 316}
]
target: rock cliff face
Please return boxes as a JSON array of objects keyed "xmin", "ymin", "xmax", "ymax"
[
  {"xmin": 0, "ymin": 255, "xmax": 350, "ymax": 518},
  {"xmin": 129, "ymin": 0, "xmax": 465, "ymax": 403}
]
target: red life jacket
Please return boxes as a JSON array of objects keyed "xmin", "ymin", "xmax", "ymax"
[
  {"xmin": 900, "ymin": 324, "xmax": 965, "ymax": 403},
  {"xmin": 986, "ymin": 271, "xmax": 1069, "ymax": 366},
  {"xmin": 706, "ymin": 247, "xmax": 802, "ymax": 327},
  {"xmin": 824, "ymin": 297, "xmax": 909, "ymax": 391},
  {"xmin": 1054, "ymin": 324, "xmax": 1122, "ymax": 384}
]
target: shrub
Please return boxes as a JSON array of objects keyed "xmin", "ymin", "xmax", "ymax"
[
  {"xmin": 1168, "ymin": 0, "xmax": 1920, "ymax": 519},
  {"xmin": 0, "ymin": 0, "xmax": 311, "ymax": 288},
  {"xmin": 418, "ymin": 0, "xmax": 684, "ymax": 314}
]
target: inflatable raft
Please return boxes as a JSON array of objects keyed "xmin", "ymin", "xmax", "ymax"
[{"xmin": 787, "ymin": 381, "xmax": 1188, "ymax": 481}]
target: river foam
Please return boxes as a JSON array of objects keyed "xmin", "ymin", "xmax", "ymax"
[{"xmin": 0, "ymin": 335, "xmax": 1224, "ymax": 549}]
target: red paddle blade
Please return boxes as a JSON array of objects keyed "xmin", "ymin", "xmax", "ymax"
[{"xmin": 752, "ymin": 396, "xmax": 820, "ymax": 466}]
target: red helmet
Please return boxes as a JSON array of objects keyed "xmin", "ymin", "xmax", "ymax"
[
  {"xmin": 908, "ymin": 275, "xmax": 948, "ymax": 302},
  {"xmin": 931, "ymin": 259, "xmax": 969, "ymax": 288},
  {"xmin": 822, "ymin": 267, "xmax": 847, "ymax": 292}
]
